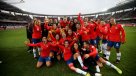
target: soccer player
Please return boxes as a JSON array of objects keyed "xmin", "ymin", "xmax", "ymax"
[
  {"xmin": 72, "ymin": 18, "xmax": 78, "ymax": 32},
  {"xmin": 89, "ymin": 20, "xmax": 100, "ymax": 48},
  {"xmin": 57, "ymin": 40, "xmax": 90, "ymax": 76},
  {"xmin": 44, "ymin": 19, "xmax": 60, "ymax": 34},
  {"xmin": 32, "ymin": 19, "xmax": 42, "ymax": 58},
  {"xmin": 82, "ymin": 41, "xmax": 122, "ymax": 74},
  {"xmin": 25, "ymin": 37, "xmax": 57, "ymax": 68},
  {"xmin": 105, "ymin": 18, "xmax": 126, "ymax": 63},
  {"xmin": 60, "ymin": 17, "xmax": 70, "ymax": 28},
  {"xmin": 67, "ymin": 29, "xmax": 77, "ymax": 42},
  {"xmin": 72, "ymin": 42, "xmax": 88, "ymax": 70},
  {"xmin": 99, "ymin": 21, "xmax": 109, "ymax": 57},
  {"xmin": 77, "ymin": 13, "xmax": 91, "ymax": 44},
  {"xmin": 49, "ymin": 31, "xmax": 61, "ymax": 61}
]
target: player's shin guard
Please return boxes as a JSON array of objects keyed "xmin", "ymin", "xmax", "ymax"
[
  {"xmin": 33, "ymin": 48, "xmax": 37, "ymax": 58},
  {"xmin": 105, "ymin": 61, "xmax": 122, "ymax": 74},
  {"xmin": 105, "ymin": 51, "xmax": 110, "ymax": 60},
  {"xmin": 116, "ymin": 52, "xmax": 121, "ymax": 61},
  {"xmin": 103, "ymin": 43, "xmax": 107, "ymax": 56},
  {"xmin": 75, "ymin": 68, "xmax": 87, "ymax": 75}
]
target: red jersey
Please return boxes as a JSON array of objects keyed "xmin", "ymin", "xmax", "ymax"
[
  {"xmin": 107, "ymin": 24, "xmax": 125, "ymax": 42},
  {"xmin": 99, "ymin": 24, "xmax": 109, "ymax": 40},
  {"xmin": 89, "ymin": 23, "xmax": 97, "ymax": 40},
  {"xmin": 49, "ymin": 33, "xmax": 60, "ymax": 52},
  {"xmin": 60, "ymin": 20, "xmax": 70, "ymax": 28},
  {"xmin": 59, "ymin": 38, "xmax": 71, "ymax": 45},
  {"xmin": 32, "ymin": 25, "xmax": 42, "ymax": 39},
  {"xmin": 67, "ymin": 32, "xmax": 77, "ymax": 42},
  {"xmin": 44, "ymin": 23, "xmax": 60, "ymax": 34},
  {"xmin": 96, "ymin": 24, "xmax": 101, "ymax": 37},
  {"xmin": 27, "ymin": 42, "xmax": 56, "ymax": 58},
  {"xmin": 57, "ymin": 41, "xmax": 75, "ymax": 61},
  {"xmin": 77, "ymin": 14, "xmax": 91, "ymax": 41},
  {"xmin": 77, "ymin": 28, "xmax": 90, "ymax": 41},
  {"xmin": 89, "ymin": 45, "xmax": 98, "ymax": 58}
]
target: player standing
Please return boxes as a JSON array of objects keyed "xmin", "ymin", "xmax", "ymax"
[{"xmin": 105, "ymin": 18, "xmax": 126, "ymax": 63}]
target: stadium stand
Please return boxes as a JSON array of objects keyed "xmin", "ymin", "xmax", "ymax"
[{"xmin": 0, "ymin": 0, "xmax": 136, "ymax": 28}]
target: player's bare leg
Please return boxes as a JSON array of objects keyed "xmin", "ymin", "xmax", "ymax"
[
  {"xmin": 57, "ymin": 55, "xmax": 61, "ymax": 61},
  {"xmin": 46, "ymin": 61, "xmax": 51, "ymax": 67},
  {"xmin": 36, "ymin": 61, "xmax": 43, "ymax": 68}
]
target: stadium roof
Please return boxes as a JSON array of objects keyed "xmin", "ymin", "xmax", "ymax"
[
  {"xmin": 0, "ymin": 0, "xmax": 136, "ymax": 16},
  {"xmin": 0, "ymin": 0, "xmax": 120, "ymax": 15},
  {"xmin": 107, "ymin": 0, "xmax": 136, "ymax": 12},
  {"xmin": 0, "ymin": 1, "xmax": 25, "ymax": 13}
]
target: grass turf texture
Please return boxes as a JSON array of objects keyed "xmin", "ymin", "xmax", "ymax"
[{"xmin": 0, "ymin": 27, "xmax": 136, "ymax": 76}]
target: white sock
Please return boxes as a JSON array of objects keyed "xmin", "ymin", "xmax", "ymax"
[
  {"xmin": 75, "ymin": 68, "xmax": 87, "ymax": 75},
  {"xmin": 105, "ymin": 61, "xmax": 117, "ymax": 69},
  {"xmin": 38, "ymin": 47, "xmax": 41, "ymax": 55},
  {"xmin": 117, "ymin": 52, "xmax": 121, "ymax": 60},
  {"xmin": 104, "ymin": 43, "xmax": 107, "ymax": 51},
  {"xmin": 38, "ymin": 47, "xmax": 41, "ymax": 52},
  {"xmin": 77, "ymin": 56, "xmax": 84, "ymax": 67},
  {"xmin": 96, "ymin": 65, "xmax": 100, "ymax": 72},
  {"xmin": 105, "ymin": 51, "xmax": 110, "ymax": 60},
  {"xmin": 33, "ymin": 48, "xmax": 37, "ymax": 57}
]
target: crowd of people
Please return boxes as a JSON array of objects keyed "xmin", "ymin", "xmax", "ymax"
[{"xmin": 25, "ymin": 13, "xmax": 126, "ymax": 76}]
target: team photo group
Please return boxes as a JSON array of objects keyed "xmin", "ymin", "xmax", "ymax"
[{"xmin": 25, "ymin": 13, "xmax": 126, "ymax": 76}]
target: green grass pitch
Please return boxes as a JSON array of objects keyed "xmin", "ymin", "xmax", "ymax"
[{"xmin": 0, "ymin": 27, "xmax": 136, "ymax": 76}]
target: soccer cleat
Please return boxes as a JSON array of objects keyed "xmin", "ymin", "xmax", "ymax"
[
  {"xmin": 82, "ymin": 66, "xmax": 88, "ymax": 70},
  {"xmin": 115, "ymin": 67, "xmax": 122, "ymax": 74},
  {"xmin": 85, "ymin": 73, "xmax": 91, "ymax": 76}
]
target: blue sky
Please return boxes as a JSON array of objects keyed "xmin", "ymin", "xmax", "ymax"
[{"xmin": 5, "ymin": 0, "xmax": 121, "ymax": 15}]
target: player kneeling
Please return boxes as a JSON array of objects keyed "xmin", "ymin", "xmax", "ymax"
[{"xmin": 25, "ymin": 37, "xmax": 57, "ymax": 68}]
